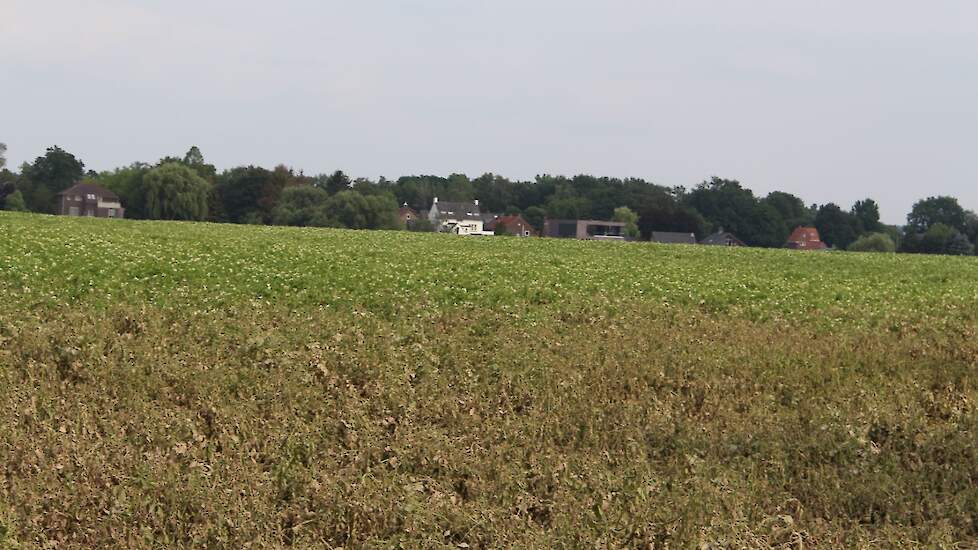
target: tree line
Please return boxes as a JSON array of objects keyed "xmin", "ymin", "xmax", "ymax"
[{"xmin": 1, "ymin": 143, "xmax": 976, "ymax": 255}]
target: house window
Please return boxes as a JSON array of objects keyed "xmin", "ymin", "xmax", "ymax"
[
  {"xmin": 68, "ymin": 206, "xmax": 79, "ymax": 216},
  {"xmin": 108, "ymin": 209, "xmax": 116, "ymax": 218},
  {"xmin": 86, "ymin": 193, "xmax": 96, "ymax": 200},
  {"xmin": 75, "ymin": 195, "xmax": 82, "ymax": 201}
]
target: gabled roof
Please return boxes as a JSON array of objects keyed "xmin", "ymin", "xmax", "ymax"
[
  {"xmin": 651, "ymin": 231, "xmax": 697, "ymax": 245},
  {"xmin": 700, "ymin": 231, "xmax": 746, "ymax": 246},
  {"xmin": 491, "ymin": 215, "xmax": 537, "ymax": 234},
  {"xmin": 433, "ymin": 200, "xmax": 481, "ymax": 221},
  {"xmin": 56, "ymin": 182, "xmax": 120, "ymax": 201},
  {"xmin": 398, "ymin": 204, "xmax": 419, "ymax": 217},
  {"xmin": 786, "ymin": 226, "xmax": 827, "ymax": 250}
]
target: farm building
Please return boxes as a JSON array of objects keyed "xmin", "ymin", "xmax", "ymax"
[
  {"xmin": 398, "ymin": 204, "xmax": 420, "ymax": 225},
  {"xmin": 427, "ymin": 198, "xmax": 492, "ymax": 235},
  {"xmin": 542, "ymin": 219, "xmax": 626, "ymax": 240},
  {"xmin": 785, "ymin": 227, "xmax": 828, "ymax": 250},
  {"xmin": 56, "ymin": 182, "xmax": 124, "ymax": 219},
  {"xmin": 486, "ymin": 215, "xmax": 538, "ymax": 237},
  {"xmin": 700, "ymin": 229, "xmax": 746, "ymax": 247},
  {"xmin": 651, "ymin": 231, "xmax": 697, "ymax": 245}
]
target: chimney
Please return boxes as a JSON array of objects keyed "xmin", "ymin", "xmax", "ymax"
[
  {"xmin": 433, "ymin": 197, "xmax": 438, "ymax": 204},
  {"xmin": 474, "ymin": 199, "xmax": 479, "ymax": 206}
]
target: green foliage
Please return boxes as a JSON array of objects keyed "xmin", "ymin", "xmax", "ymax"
[
  {"xmin": 947, "ymin": 232, "xmax": 974, "ymax": 256},
  {"xmin": 851, "ymin": 198, "xmax": 882, "ymax": 233},
  {"xmin": 316, "ymin": 170, "xmax": 352, "ymax": 195},
  {"xmin": 213, "ymin": 165, "xmax": 299, "ymax": 224},
  {"xmin": 685, "ymin": 178, "xmax": 784, "ymax": 247},
  {"xmin": 612, "ymin": 206, "xmax": 640, "ymax": 238},
  {"xmin": 920, "ymin": 223, "xmax": 956, "ymax": 254},
  {"xmin": 406, "ymin": 217, "xmax": 435, "ymax": 232},
  {"xmin": 181, "ymin": 145, "xmax": 217, "ymax": 180},
  {"xmin": 143, "ymin": 162, "xmax": 211, "ymax": 220},
  {"xmin": 93, "ymin": 163, "xmax": 151, "ymax": 219},
  {"xmin": 907, "ymin": 196, "xmax": 966, "ymax": 234},
  {"xmin": 847, "ymin": 232, "xmax": 895, "ymax": 253},
  {"xmin": 522, "ymin": 206, "xmax": 546, "ymax": 231},
  {"xmin": 2, "ymin": 190, "xmax": 26, "ymax": 211},
  {"xmin": 763, "ymin": 191, "xmax": 813, "ymax": 231},
  {"xmin": 271, "ymin": 185, "xmax": 330, "ymax": 226},
  {"xmin": 814, "ymin": 203, "xmax": 860, "ymax": 249},
  {"xmin": 3, "ymin": 213, "xmax": 978, "ymax": 546},
  {"xmin": 319, "ymin": 190, "xmax": 400, "ymax": 229},
  {"xmin": 18, "ymin": 145, "xmax": 85, "ymax": 212}
]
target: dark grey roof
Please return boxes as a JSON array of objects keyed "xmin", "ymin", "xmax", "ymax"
[
  {"xmin": 57, "ymin": 182, "xmax": 120, "ymax": 201},
  {"xmin": 433, "ymin": 201, "xmax": 481, "ymax": 221},
  {"xmin": 700, "ymin": 232, "xmax": 745, "ymax": 246},
  {"xmin": 651, "ymin": 231, "xmax": 697, "ymax": 244}
]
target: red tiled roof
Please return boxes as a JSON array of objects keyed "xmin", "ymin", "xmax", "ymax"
[
  {"xmin": 786, "ymin": 226, "xmax": 827, "ymax": 250},
  {"xmin": 492, "ymin": 215, "xmax": 537, "ymax": 235}
]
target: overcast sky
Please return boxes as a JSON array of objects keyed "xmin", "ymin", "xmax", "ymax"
[{"xmin": 3, "ymin": 1, "xmax": 977, "ymax": 223}]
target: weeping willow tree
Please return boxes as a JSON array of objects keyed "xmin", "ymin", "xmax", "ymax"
[{"xmin": 143, "ymin": 162, "xmax": 211, "ymax": 221}]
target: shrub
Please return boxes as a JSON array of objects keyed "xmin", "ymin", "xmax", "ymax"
[{"xmin": 847, "ymin": 232, "xmax": 896, "ymax": 253}]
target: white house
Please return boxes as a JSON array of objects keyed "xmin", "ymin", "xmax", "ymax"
[{"xmin": 427, "ymin": 198, "xmax": 493, "ymax": 235}]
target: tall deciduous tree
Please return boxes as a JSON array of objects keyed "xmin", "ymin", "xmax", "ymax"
[
  {"xmin": 143, "ymin": 162, "xmax": 211, "ymax": 220},
  {"xmin": 612, "ymin": 206, "xmax": 640, "ymax": 238},
  {"xmin": 851, "ymin": 199, "xmax": 881, "ymax": 233},
  {"xmin": 814, "ymin": 203, "xmax": 860, "ymax": 249},
  {"xmin": 907, "ymin": 196, "xmax": 966, "ymax": 234},
  {"xmin": 18, "ymin": 146, "xmax": 85, "ymax": 212},
  {"xmin": 3, "ymin": 190, "xmax": 26, "ymax": 211},
  {"xmin": 271, "ymin": 185, "xmax": 329, "ymax": 226}
]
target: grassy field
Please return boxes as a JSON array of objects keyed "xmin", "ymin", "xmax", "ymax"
[{"xmin": 2, "ymin": 211, "xmax": 978, "ymax": 547}]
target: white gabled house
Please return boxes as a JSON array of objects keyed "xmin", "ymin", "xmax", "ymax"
[{"xmin": 427, "ymin": 197, "xmax": 493, "ymax": 235}]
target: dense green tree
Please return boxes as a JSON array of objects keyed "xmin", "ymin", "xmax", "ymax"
[
  {"xmin": 612, "ymin": 206, "xmax": 640, "ymax": 238},
  {"xmin": 3, "ymin": 190, "xmax": 26, "ymax": 211},
  {"xmin": 947, "ymin": 232, "xmax": 974, "ymax": 256},
  {"xmin": 271, "ymin": 185, "xmax": 329, "ymax": 226},
  {"xmin": 214, "ymin": 166, "xmax": 285, "ymax": 223},
  {"xmin": 522, "ymin": 206, "xmax": 546, "ymax": 231},
  {"xmin": 94, "ymin": 163, "xmax": 151, "ymax": 219},
  {"xmin": 545, "ymin": 195, "xmax": 591, "ymax": 219},
  {"xmin": 685, "ymin": 178, "xmax": 785, "ymax": 246},
  {"xmin": 918, "ymin": 223, "xmax": 955, "ymax": 254},
  {"xmin": 814, "ymin": 203, "xmax": 860, "ymax": 249},
  {"xmin": 907, "ymin": 196, "xmax": 966, "ymax": 234},
  {"xmin": 847, "ymin": 232, "xmax": 896, "ymax": 253},
  {"xmin": 318, "ymin": 190, "xmax": 400, "ymax": 229},
  {"xmin": 851, "ymin": 199, "xmax": 881, "ymax": 233},
  {"xmin": 406, "ymin": 217, "xmax": 434, "ymax": 232},
  {"xmin": 143, "ymin": 162, "xmax": 211, "ymax": 220},
  {"xmin": 18, "ymin": 146, "xmax": 85, "ymax": 212},
  {"xmin": 762, "ymin": 191, "xmax": 813, "ymax": 231},
  {"xmin": 316, "ymin": 170, "xmax": 352, "ymax": 195},
  {"xmin": 181, "ymin": 146, "xmax": 217, "ymax": 180}
]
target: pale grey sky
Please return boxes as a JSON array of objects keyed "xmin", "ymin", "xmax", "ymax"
[{"xmin": 3, "ymin": 1, "xmax": 977, "ymax": 223}]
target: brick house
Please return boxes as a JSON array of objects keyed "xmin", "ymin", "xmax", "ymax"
[
  {"xmin": 485, "ymin": 215, "xmax": 538, "ymax": 237},
  {"xmin": 398, "ymin": 203, "xmax": 420, "ymax": 225},
  {"xmin": 785, "ymin": 226, "xmax": 828, "ymax": 250},
  {"xmin": 56, "ymin": 182, "xmax": 125, "ymax": 219}
]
